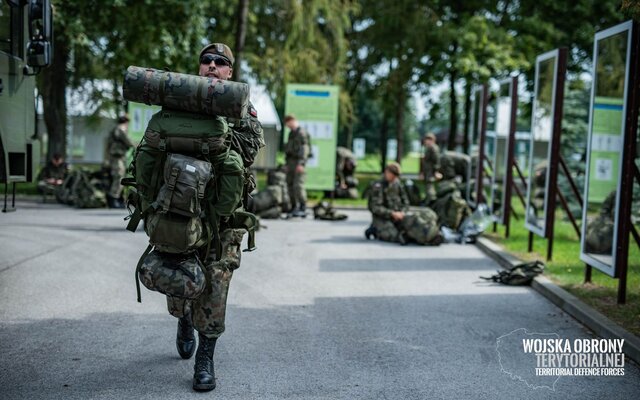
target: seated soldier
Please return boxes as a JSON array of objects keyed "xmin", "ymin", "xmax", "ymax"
[
  {"xmin": 37, "ymin": 153, "xmax": 69, "ymax": 197},
  {"xmin": 365, "ymin": 162, "xmax": 442, "ymax": 246}
]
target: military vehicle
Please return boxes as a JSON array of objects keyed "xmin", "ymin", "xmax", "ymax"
[{"xmin": 0, "ymin": 0, "xmax": 53, "ymax": 211}]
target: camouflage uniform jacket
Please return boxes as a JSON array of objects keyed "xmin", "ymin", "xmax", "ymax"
[
  {"xmin": 368, "ymin": 179, "xmax": 409, "ymax": 223},
  {"xmin": 38, "ymin": 160, "xmax": 68, "ymax": 181},
  {"xmin": 108, "ymin": 127, "xmax": 134, "ymax": 157},
  {"xmin": 227, "ymin": 101, "xmax": 265, "ymax": 168},
  {"xmin": 422, "ymin": 144, "xmax": 440, "ymax": 181},
  {"xmin": 285, "ymin": 127, "xmax": 310, "ymax": 165}
]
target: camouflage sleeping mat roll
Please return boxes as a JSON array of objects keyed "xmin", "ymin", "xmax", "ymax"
[{"xmin": 123, "ymin": 66, "xmax": 249, "ymax": 119}]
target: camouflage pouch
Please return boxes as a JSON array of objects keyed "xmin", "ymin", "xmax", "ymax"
[
  {"xmin": 155, "ymin": 153, "xmax": 212, "ymax": 217},
  {"xmin": 145, "ymin": 212, "xmax": 206, "ymax": 253},
  {"xmin": 212, "ymin": 150, "xmax": 245, "ymax": 217},
  {"xmin": 138, "ymin": 250, "xmax": 206, "ymax": 299}
]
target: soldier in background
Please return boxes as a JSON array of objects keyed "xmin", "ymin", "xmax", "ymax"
[
  {"xmin": 420, "ymin": 132, "xmax": 442, "ymax": 205},
  {"xmin": 365, "ymin": 162, "xmax": 442, "ymax": 245},
  {"xmin": 284, "ymin": 114, "xmax": 311, "ymax": 217},
  {"xmin": 335, "ymin": 146, "xmax": 358, "ymax": 199},
  {"xmin": 37, "ymin": 153, "xmax": 68, "ymax": 197},
  {"xmin": 106, "ymin": 115, "xmax": 134, "ymax": 208}
]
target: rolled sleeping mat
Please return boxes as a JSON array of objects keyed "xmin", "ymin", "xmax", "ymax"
[{"xmin": 123, "ymin": 66, "xmax": 249, "ymax": 119}]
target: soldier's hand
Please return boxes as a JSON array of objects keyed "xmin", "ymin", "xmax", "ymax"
[
  {"xmin": 435, "ymin": 172, "xmax": 443, "ymax": 181},
  {"xmin": 296, "ymin": 164, "xmax": 305, "ymax": 174},
  {"xmin": 391, "ymin": 211, "xmax": 404, "ymax": 221}
]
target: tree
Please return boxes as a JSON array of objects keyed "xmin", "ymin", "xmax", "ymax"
[
  {"xmin": 346, "ymin": 1, "xmax": 439, "ymax": 162},
  {"xmin": 40, "ymin": 0, "xmax": 208, "ymax": 160}
]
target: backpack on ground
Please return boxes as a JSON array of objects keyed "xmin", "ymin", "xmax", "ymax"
[
  {"xmin": 400, "ymin": 208, "xmax": 442, "ymax": 245},
  {"xmin": 123, "ymin": 108, "xmax": 257, "ymax": 302},
  {"xmin": 313, "ymin": 201, "xmax": 347, "ymax": 221},
  {"xmin": 72, "ymin": 169, "xmax": 107, "ymax": 208},
  {"xmin": 480, "ymin": 261, "xmax": 545, "ymax": 286}
]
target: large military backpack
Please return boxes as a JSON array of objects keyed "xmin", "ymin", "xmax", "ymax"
[
  {"xmin": 124, "ymin": 108, "xmax": 256, "ymax": 302},
  {"xmin": 432, "ymin": 180, "xmax": 471, "ymax": 230},
  {"xmin": 400, "ymin": 208, "xmax": 442, "ymax": 245},
  {"xmin": 72, "ymin": 169, "xmax": 107, "ymax": 208}
]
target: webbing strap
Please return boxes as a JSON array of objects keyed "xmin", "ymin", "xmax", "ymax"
[
  {"xmin": 228, "ymin": 211, "xmax": 258, "ymax": 252},
  {"xmin": 160, "ymin": 167, "xmax": 179, "ymax": 213},
  {"xmin": 126, "ymin": 208, "xmax": 142, "ymax": 232},
  {"xmin": 135, "ymin": 244, "xmax": 153, "ymax": 303}
]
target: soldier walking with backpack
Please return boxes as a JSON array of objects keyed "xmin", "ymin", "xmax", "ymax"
[
  {"xmin": 107, "ymin": 115, "xmax": 134, "ymax": 208},
  {"xmin": 284, "ymin": 114, "xmax": 311, "ymax": 217},
  {"xmin": 124, "ymin": 43, "xmax": 264, "ymax": 392}
]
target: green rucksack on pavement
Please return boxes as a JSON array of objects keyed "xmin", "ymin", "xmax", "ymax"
[
  {"xmin": 480, "ymin": 261, "xmax": 545, "ymax": 285},
  {"xmin": 123, "ymin": 108, "xmax": 257, "ymax": 301}
]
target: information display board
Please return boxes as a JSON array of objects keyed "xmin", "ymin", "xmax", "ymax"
[
  {"xmin": 352, "ymin": 138, "xmax": 366, "ymax": 159},
  {"xmin": 128, "ymin": 102, "xmax": 161, "ymax": 143},
  {"xmin": 580, "ymin": 21, "xmax": 635, "ymax": 276},
  {"xmin": 525, "ymin": 50, "xmax": 561, "ymax": 237},
  {"xmin": 284, "ymin": 84, "xmax": 339, "ymax": 191}
]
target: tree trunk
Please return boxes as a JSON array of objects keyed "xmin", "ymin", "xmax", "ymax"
[
  {"xmin": 380, "ymin": 109, "xmax": 389, "ymax": 174},
  {"xmin": 233, "ymin": 0, "xmax": 249, "ymax": 82},
  {"xmin": 395, "ymin": 87, "xmax": 405, "ymax": 162},
  {"xmin": 40, "ymin": 33, "xmax": 69, "ymax": 161},
  {"xmin": 463, "ymin": 79, "xmax": 472, "ymax": 154},
  {"xmin": 448, "ymin": 67, "xmax": 458, "ymax": 151}
]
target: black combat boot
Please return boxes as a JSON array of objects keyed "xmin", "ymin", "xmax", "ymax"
[
  {"xmin": 298, "ymin": 203, "xmax": 307, "ymax": 218},
  {"xmin": 364, "ymin": 226, "xmax": 378, "ymax": 240},
  {"xmin": 193, "ymin": 334, "xmax": 217, "ymax": 391},
  {"xmin": 398, "ymin": 232, "xmax": 409, "ymax": 246},
  {"xmin": 176, "ymin": 312, "xmax": 195, "ymax": 359}
]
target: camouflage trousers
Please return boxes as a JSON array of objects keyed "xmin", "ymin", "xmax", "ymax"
[
  {"xmin": 166, "ymin": 229, "xmax": 245, "ymax": 339},
  {"xmin": 286, "ymin": 160, "xmax": 307, "ymax": 209},
  {"xmin": 424, "ymin": 180, "xmax": 436, "ymax": 205},
  {"xmin": 109, "ymin": 156, "xmax": 126, "ymax": 198}
]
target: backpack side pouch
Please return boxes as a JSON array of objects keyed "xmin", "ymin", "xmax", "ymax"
[
  {"xmin": 155, "ymin": 153, "xmax": 213, "ymax": 217},
  {"xmin": 146, "ymin": 212, "xmax": 206, "ymax": 253},
  {"xmin": 213, "ymin": 150, "xmax": 245, "ymax": 217},
  {"xmin": 138, "ymin": 250, "xmax": 206, "ymax": 299}
]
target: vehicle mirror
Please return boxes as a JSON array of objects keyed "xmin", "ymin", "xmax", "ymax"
[{"xmin": 26, "ymin": 0, "xmax": 53, "ymax": 68}]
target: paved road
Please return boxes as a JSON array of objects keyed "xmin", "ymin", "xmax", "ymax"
[{"xmin": 1, "ymin": 201, "xmax": 639, "ymax": 399}]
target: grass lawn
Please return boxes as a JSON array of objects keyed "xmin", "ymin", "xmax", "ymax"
[
  {"xmin": 356, "ymin": 153, "xmax": 422, "ymax": 174},
  {"xmin": 486, "ymin": 202, "xmax": 640, "ymax": 336}
]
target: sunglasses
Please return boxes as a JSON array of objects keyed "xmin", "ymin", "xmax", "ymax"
[{"xmin": 200, "ymin": 54, "xmax": 231, "ymax": 67}]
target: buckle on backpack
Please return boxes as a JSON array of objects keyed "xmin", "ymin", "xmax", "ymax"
[
  {"xmin": 201, "ymin": 141, "xmax": 209, "ymax": 155},
  {"xmin": 159, "ymin": 138, "xmax": 166, "ymax": 152}
]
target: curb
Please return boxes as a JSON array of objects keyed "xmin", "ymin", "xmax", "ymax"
[{"xmin": 475, "ymin": 236, "xmax": 640, "ymax": 365}]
